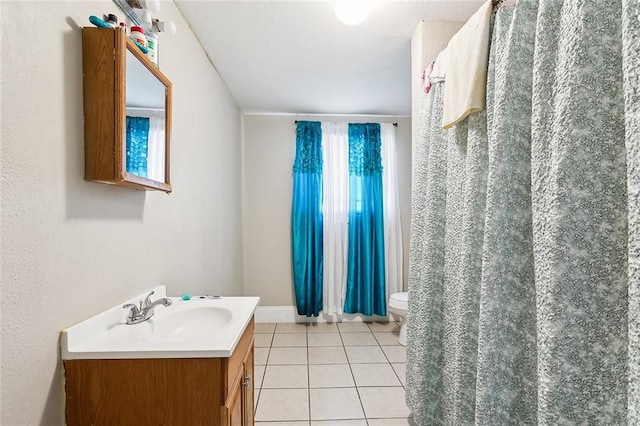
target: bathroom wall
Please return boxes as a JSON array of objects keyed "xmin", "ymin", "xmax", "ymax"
[
  {"xmin": 1, "ymin": 1, "xmax": 243, "ymax": 424},
  {"xmin": 242, "ymin": 114, "xmax": 412, "ymax": 307}
]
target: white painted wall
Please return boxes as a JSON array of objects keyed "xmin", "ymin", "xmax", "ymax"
[
  {"xmin": 243, "ymin": 114, "xmax": 412, "ymax": 307},
  {"xmin": 1, "ymin": 1, "xmax": 243, "ymax": 424}
]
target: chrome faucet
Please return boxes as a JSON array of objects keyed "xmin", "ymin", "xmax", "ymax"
[{"xmin": 123, "ymin": 290, "xmax": 172, "ymax": 325}]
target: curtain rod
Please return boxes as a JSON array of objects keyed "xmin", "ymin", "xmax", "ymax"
[{"xmin": 294, "ymin": 120, "xmax": 397, "ymax": 127}]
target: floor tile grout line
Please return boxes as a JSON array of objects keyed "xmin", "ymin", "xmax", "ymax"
[
  {"xmin": 306, "ymin": 333, "xmax": 312, "ymax": 423},
  {"xmin": 337, "ymin": 323, "xmax": 369, "ymax": 420},
  {"xmin": 253, "ymin": 329, "xmax": 273, "ymax": 417},
  {"xmin": 379, "ymin": 335, "xmax": 407, "ymax": 387},
  {"xmin": 259, "ymin": 384, "xmax": 407, "ymax": 390}
]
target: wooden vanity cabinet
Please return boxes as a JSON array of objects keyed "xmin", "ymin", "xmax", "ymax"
[{"xmin": 64, "ymin": 318, "xmax": 255, "ymax": 426}]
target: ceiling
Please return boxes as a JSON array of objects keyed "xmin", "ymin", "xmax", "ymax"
[{"xmin": 174, "ymin": 1, "xmax": 483, "ymax": 116}]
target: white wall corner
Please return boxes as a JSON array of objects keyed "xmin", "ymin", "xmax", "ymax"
[{"xmin": 411, "ymin": 19, "xmax": 425, "ymax": 173}]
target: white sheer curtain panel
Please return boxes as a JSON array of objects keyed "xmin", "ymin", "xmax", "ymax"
[
  {"xmin": 147, "ymin": 117, "xmax": 165, "ymax": 182},
  {"xmin": 321, "ymin": 122, "xmax": 350, "ymax": 316},
  {"xmin": 381, "ymin": 123, "xmax": 404, "ymax": 299}
]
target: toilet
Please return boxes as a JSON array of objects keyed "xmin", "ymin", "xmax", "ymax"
[{"xmin": 388, "ymin": 292, "xmax": 409, "ymax": 346}]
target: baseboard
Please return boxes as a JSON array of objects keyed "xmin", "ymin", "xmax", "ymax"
[{"xmin": 254, "ymin": 305, "xmax": 394, "ymax": 324}]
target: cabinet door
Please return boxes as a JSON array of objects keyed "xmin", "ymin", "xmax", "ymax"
[
  {"xmin": 225, "ymin": 379, "xmax": 243, "ymax": 426},
  {"xmin": 242, "ymin": 346, "xmax": 255, "ymax": 426}
]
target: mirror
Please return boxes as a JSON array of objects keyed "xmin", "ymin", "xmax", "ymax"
[{"xmin": 125, "ymin": 47, "xmax": 166, "ymax": 182}]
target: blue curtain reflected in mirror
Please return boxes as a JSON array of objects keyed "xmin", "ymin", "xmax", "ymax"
[{"xmin": 126, "ymin": 116, "xmax": 149, "ymax": 178}]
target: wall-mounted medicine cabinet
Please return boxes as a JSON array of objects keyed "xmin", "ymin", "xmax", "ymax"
[{"xmin": 82, "ymin": 27, "xmax": 172, "ymax": 193}]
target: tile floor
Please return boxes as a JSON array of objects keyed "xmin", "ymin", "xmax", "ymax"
[{"xmin": 253, "ymin": 321, "xmax": 416, "ymax": 426}]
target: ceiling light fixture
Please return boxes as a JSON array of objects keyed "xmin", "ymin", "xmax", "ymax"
[{"xmin": 334, "ymin": 0, "xmax": 370, "ymax": 26}]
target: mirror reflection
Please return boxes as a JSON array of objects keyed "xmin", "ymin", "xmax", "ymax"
[{"xmin": 125, "ymin": 47, "xmax": 166, "ymax": 182}]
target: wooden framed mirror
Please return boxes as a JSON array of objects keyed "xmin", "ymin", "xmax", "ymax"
[{"xmin": 82, "ymin": 27, "xmax": 172, "ymax": 192}]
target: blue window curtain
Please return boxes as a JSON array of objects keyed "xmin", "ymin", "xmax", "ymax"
[
  {"xmin": 125, "ymin": 116, "xmax": 149, "ymax": 178},
  {"xmin": 344, "ymin": 123, "xmax": 387, "ymax": 316},
  {"xmin": 291, "ymin": 121, "xmax": 324, "ymax": 317}
]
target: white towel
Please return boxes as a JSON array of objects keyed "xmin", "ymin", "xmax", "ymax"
[
  {"xmin": 441, "ymin": 0, "xmax": 493, "ymax": 129},
  {"xmin": 430, "ymin": 49, "xmax": 448, "ymax": 83},
  {"xmin": 423, "ymin": 49, "xmax": 448, "ymax": 94}
]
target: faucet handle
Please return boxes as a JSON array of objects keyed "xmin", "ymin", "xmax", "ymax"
[
  {"xmin": 123, "ymin": 303, "xmax": 142, "ymax": 323},
  {"xmin": 142, "ymin": 290, "xmax": 155, "ymax": 308}
]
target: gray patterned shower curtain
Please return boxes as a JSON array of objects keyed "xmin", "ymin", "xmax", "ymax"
[{"xmin": 406, "ymin": 0, "xmax": 640, "ymax": 424}]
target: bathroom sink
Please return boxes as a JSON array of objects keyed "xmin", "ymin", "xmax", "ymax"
[
  {"xmin": 146, "ymin": 306, "xmax": 232, "ymax": 342},
  {"xmin": 61, "ymin": 286, "xmax": 260, "ymax": 359}
]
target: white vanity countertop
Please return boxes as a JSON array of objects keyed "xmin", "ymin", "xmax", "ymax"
[{"xmin": 61, "ymin": 286, "xmax": 260, "ymax": 360}]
